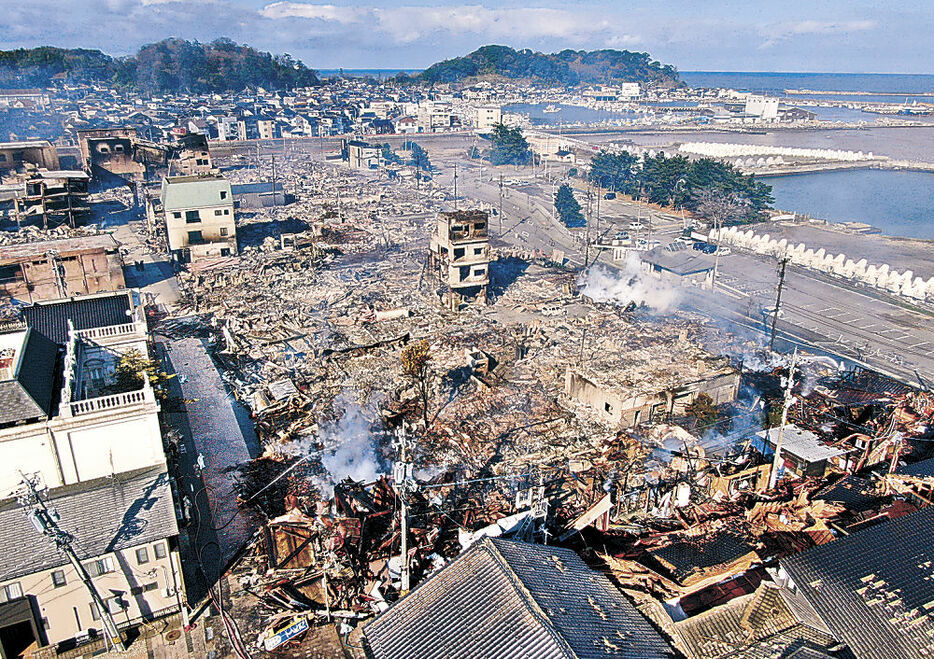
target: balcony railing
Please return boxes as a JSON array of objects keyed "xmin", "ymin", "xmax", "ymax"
[
  {"xmin": 74, "ymin": 322, "xmax": 145, "ymax": 341},
  {"xmin": 63, "ymin": 382, "xmax": 156, "ymax": 417}
]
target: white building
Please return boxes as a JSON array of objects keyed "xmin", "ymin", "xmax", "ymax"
[
  {"xmin": 0, "ymin": 291, "xmax": 184, "ymax": 651},
  {"xmin": 744, "ymin": 95, "xmax": 780, "ymax": 120},
  {"xmin": 159, "ymin": 174, "xmax": 237, "ymax": 262},
  {"xmin": 473, "ymin": 106, "xmax": 502, "ymax": 132}
]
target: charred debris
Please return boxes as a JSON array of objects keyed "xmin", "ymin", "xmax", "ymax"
[{"xmin": 150, "ymin": 153, "xmax": 934, "ymax": 655}]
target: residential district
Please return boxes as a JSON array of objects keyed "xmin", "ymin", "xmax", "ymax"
[{"xmin": 1, "ymin": 73, "xmax": 934, "ymax": 659}]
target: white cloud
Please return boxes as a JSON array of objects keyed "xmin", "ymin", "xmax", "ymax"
[
  {"xmin": 259, "ymin": 3, "xmax": 614, "ymax": 43},
  {"xmin": 759, "ymin": 19, "xmax": 877, "ymax": 48},
  {"xmin": 260, "ymin": 2, "xmax": 364, "ymax": 23}
]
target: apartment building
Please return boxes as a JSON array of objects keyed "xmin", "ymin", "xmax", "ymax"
[
  {"xmin": 428, "ymin": 210, "xmax": 490, "ymax": 310},
  {"xmin": 159, "ymin": 174, "xmax": 237, "ymax": 262}
]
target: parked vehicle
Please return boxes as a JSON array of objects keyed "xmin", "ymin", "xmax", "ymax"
[{"xmin": 603, "ymin": 192, "xmax": 616, "ymax": 200}]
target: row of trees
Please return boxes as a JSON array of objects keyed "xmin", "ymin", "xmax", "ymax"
[{"xmin": 587, "ymin": 150, "xmax": 773, "ymax": 224}]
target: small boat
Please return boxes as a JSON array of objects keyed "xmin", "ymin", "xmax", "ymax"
[{"xmin": 542, "ymin": 105, "xmax": 561, "ymax": 113}]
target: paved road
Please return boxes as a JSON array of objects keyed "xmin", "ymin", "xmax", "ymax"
[{"xmin": 427, "ymin": 151, "xmax": 934, "ymax": 386}]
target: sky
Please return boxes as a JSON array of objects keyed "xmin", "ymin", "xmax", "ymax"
[{"xmin": 0, "ymin": 0, "xmax": 932, "ymax": 73}]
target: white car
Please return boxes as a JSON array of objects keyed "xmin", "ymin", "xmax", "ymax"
[{"xmin": 628, "ymin": 221, "xmax": 644, "ymax": 231}]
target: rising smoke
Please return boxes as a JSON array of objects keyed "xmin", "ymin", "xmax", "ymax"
[
  {"xmin": 282, "ymin": 393, "xmax": 388, "ymax": 496},
  {"xmin": 579, "ymin": 253, "xmax": 681, "ymax": 312}
]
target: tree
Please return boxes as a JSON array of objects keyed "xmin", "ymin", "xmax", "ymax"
[
  {"xmin": 685, "ymin": 393, "xmax": 720, "ymax": 430},
  {"xmin": 554, "ymin": 183, "xmax": 584, "ymax": 227},
  {"xmin": 692, "ymin": 189, "xmax": 752, "ymax": 228},
  {"xmin": 110, "ymin": 349, "xmax": 172, "ymax": 400},
  {"xmin": 489, "ymin": 124, "xmax": 530, "ymax": 166},
  {"xmin": 401, "ymin": 340, "xmax": 433, "ymax": 427}
]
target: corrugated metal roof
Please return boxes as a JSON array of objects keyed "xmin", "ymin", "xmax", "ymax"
[
  {"xmin": 363, "ymin": 537, "xmax": 672, "ymax": 659},
  {"xmin": 22, "ymin": 290, "xmax": 132, "ymax": 345},
  {"xmin": 161, "ymin": 175, "xmax": 231, "ymax": 211},
  {"xmin": 0, "ymin": 466, "xmax": 178, "ymax": 582},
  {"xmin": 780, "ymin": 506, "xmax": 934, "ymax": 659},
  {"xmin": 755, "ymin": 426, "xmax": 848, "ymax": 463}
]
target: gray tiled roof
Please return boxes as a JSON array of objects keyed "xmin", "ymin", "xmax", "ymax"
[
  {"xmin": 364, "ymin": 537, "xmax": 673, "ymax": 659},
  {"xmin": 779, "ymin": 506, "xmax": 934, "ymax": 659},
  {"xmin": 0, "ymin": 466, "xmax": 178, "ymax": 582},
  {"xmin": 895, "ymin": 457, "xmax": 934, "ymax": 479},
  {"xmin": 0, "ymin": 328, "xmax": 58, "ymax": 425},
  {"xmin": 22, "ymin": 290, "xmax": 133, "ymax": 345},
  {"xmin": 649, "ymin": 529, "xmax": 758, "ymax": 585}
]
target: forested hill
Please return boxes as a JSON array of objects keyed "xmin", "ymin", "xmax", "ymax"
[
  {"xmin": 0, "ymin": 39, "xmax": 319, "ymax": 92},
  {"xmin": 419, "ymin": 45, "xmax": 681, "ymax": 86}
]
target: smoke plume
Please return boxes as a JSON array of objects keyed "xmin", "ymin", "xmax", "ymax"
[{"xmin": 579, "ymin": 253, "xmax": 680, "ymax": 312}]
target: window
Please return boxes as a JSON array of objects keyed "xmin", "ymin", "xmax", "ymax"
[
  {"xmin": 172, "ymin": 212, "xmax": 181, "ymax": 219},
  {"xmin": 136, "ymin": 548, "xmax": 149, "ymax": 565},
  {"xmin": 114, "ymin": 145, "xmax": 124, "ymax": 153},
  {"xmin": 473, "ymin": 268, "xmax": 486, "ymax": 277},
  {"xmin": 219, "ymin": 227, "xmax": 228, "ymax": 237},
  {"xmin": 0, "ymin": 154, "xmax": 6, "ymax": 161},
  {"xmin": 153, "ymin": 542, "xmax": 167, "ymax": 560},
  {"xmin": 604, "ymin": 402, "xmax": 613, "ymax": 414},
  {"xmin": 143, "ymin": 582, "xmax": 158, "ymax": 592},
  {"xmin": 220, "ymin": 191, "xmax": 228, "ymax": 200},
  {"xmin": 85, "ymin": 557, "xmax": 114, "ymax": 577},
  {"xmin": 185, "ymin": 210, "xmax": 200, "ymax": 223},
  {"xmin": 187, "ymin": 231, "xmax": 203, "ymax": 244},
  {"xmin": 474, "ymin": 247, "xmax": 484, "ymax": 255},
  {"xmin": 0, "ymin": 582, "xmax": 22, "ymax": 602},
  {"xmin": 223, "ymin": 209, "xmax": 230, "ymax": 215},
  {"xmin": 474, "ymin": 222, "xmax": 486, "ymax": 230},
  {"xmin": 91, "ymin": 598, "xmax": 124, "ymax": 620},
  {"xmin": 52, "ymin": 570, "xmax": 67, "ymax": 588},
  {"xmin": 453, "ymin": 247, "xmax": 465, "ymax": 259}
]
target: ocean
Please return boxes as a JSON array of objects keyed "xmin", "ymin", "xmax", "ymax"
[
  {"xmin": 680, "ymin": 71, "xmax": 934, "ymax": 100},
  {"xmin": 762, "ymin": 169, "xmax": 934, "ymax": 240}
]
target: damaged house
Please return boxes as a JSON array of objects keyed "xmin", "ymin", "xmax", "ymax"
[
  {"xmin": 428, "ymin": 210, "xmax": 490, "ymax": 310},
  {"xmin": 565, "ymin": 340, "xmax": 739, "ymax": 428}
]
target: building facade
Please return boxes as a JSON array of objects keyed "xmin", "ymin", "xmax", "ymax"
[
  {"xmin": 428, "ymin": 210, "xmax": 490, "ymax": 310},
  {"xmin": 0, "ymin": 235, "xmax": 125, "ymax": 304},
  {"xmin": 160, "ymin": 175, "xmax": 237, "ymax": 262}
]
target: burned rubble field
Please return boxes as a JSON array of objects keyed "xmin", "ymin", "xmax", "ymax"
[{"xmin": 158, "ymin": 157, "xmax": 934, "ymax": 651}]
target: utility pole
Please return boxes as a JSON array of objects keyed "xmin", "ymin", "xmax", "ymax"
[
  {"xmin": 769, "ymin": 257, "xmax": 789, "ymax": 353},
  {"xmin": 768, "ymin": 348, "xmax": 798, "ymax": 490},
  {"xmin": 271, "ymin": 155, "xmax": 278, "ymax": 205},
  {"xmin": 498, "ymin": 174, "xmax": 504, "ymax": 235},
  {"xmin": 453, "ymin": 163, "xmax": 458, "ymax": 210},
  {"xmin": 17, "ymin": 474, "xmax": 126, "ymax": 652},
  {"xmin": 391, "ymin": 427, "xmax": 417, "ymax": 594}
]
